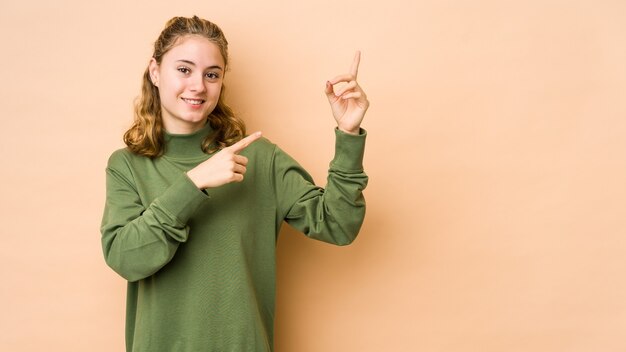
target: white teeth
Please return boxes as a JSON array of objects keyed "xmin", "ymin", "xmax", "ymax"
[{"xmin": 183, "ymin": 98, "xmax": 203, "ymax": 105}]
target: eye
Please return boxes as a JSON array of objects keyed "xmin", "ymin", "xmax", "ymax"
[
  {"xmin": 177, "ymin": 66, "xmax": 191, "ymax": 74},
  {"xmin": 205, "ymin": 72, "xmax": 220, "ymax": 80}
]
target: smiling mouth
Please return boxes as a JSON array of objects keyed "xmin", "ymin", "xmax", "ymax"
[{"xmin": 182, "ymin": 98, "xmax": 205, "ymax": 105}]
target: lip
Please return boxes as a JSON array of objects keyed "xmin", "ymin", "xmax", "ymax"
[{"xmin": 181, "ymin": 97, "xmax": 206, "ymax": 108}]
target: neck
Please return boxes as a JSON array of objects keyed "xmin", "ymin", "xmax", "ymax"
[
  {"xmin": 163, "ymin": 118, "xmax": 208, "ymax": 135},
  {"xmin": 163, "ymin": 121, "xmax": 213, "ymax": 159}
]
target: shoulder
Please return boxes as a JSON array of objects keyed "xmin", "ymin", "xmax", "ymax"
[
  {"xmin": 239, "ymin": 136, "xmax": 302, "ymax": 173},
  {"xmin": 106, "ymin": 147, "xmax": 146, "ymax": 171},
  {"xmin": 240, "ymin": 136, "xmax": 278, "ymax": 158}
]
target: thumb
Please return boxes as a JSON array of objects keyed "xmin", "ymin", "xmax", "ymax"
[
  {"xmin": 228, "ymin": 131, "xmax": 262, "ymax": 154},
  {"xmin": 324, "ymin": 81, "xmax": 335, "ymax": 99}
]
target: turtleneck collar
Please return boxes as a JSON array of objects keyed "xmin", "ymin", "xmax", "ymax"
[{"xmin": 163, "ymin": 122, "xmax": 214, "ymax": 159}]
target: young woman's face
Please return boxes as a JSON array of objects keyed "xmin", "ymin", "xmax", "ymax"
[{"xmin": 149, "ymin": 35, "xmax": 225, "ymax": 134}]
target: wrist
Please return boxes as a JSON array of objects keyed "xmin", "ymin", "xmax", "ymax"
[
  {"xmin": 338, "ymin": 126, "xmax": 360, "ymax": 135},
  {"xmin": 185, "ymin": 170, "xmax": 202, "ymax": 189}
]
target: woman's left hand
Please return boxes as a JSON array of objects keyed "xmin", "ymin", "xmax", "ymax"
[{"xmin": 325, "ymin": 51, "xmax": 370, "ymax": 135}]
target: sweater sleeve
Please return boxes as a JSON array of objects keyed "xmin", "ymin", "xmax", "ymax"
[
  {"xmin": 100, "ymin": 152, "xmax": 209, "ymax": 282},
  {"xmin": 273, "ymin": 128, "xmax": 368, "ymax": 245}
]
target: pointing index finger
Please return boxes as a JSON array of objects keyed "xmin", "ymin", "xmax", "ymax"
[
  {"xmin": 350, "ymin": 51, "xmax": 361, "ymax": 78},
  {"xmin": 229, "ymin": 132, "xmax": 262, "ymax": 154}
]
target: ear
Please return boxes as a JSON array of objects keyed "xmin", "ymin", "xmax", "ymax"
[{"xmin": 148, "ymin": 58, "xmax": 160, "ymax": 87}]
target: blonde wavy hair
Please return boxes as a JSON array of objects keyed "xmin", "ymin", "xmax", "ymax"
[{"xmin": 124, "ymin": 16, "xmax": 245, "ymax": 157}]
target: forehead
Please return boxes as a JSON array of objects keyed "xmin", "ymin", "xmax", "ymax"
[{"xmin": 164, "ymin": 35, "xmax": 225, "ymax": 67}]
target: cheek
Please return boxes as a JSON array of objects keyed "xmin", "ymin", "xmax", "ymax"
[
  {"xmin": 211, "ymin": 83, "xmax": 223, "ymax": 98},
  {"xmin": 159, "ymin": 73, "xmax": 184, "ymax": 97}
]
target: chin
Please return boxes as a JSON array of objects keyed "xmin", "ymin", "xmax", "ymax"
[
  {"xmin": 184, "ymin": 116, "xmax": 209, "ymax": 124},
  {"xmin": 182, "ymin": 110, "xmax": 210, "ymax": 120}
]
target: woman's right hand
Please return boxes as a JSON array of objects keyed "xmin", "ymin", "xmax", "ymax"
[{"xmin": 186, "ymin": 132, "xmax": 262, "ymax": 189}]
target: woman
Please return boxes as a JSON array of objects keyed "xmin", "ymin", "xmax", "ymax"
[{"xmin": 101, "ymin": 15, "xmax": 369, "ymax": 351}]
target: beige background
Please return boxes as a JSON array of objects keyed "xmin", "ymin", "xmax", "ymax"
[{"xmin": 1, "ymin": 0, "xmax": 625, "ymax": 351}]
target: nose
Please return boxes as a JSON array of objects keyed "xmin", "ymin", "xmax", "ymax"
[{"xmin": 189, "ymin": 73, "xmax": 206, "ymax": 93}]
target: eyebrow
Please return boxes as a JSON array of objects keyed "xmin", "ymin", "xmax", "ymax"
[{"xmin": 176, "ymin": 59, "xmax": 223, "ymax": 71}]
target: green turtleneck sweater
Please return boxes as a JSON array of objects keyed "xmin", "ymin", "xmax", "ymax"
[{"xmin": 101, "ymin": 123, "xmax": 367, "ymax": 352}]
